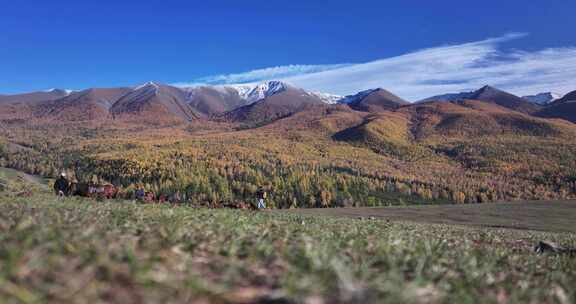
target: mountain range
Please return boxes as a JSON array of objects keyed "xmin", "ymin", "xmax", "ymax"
[
  {"xmin": 1, "ymin": 81, "xmax": 575, "ymax": 126},
  {"xmin": 2, "ymin": 80, "xmax": 576, "ymax": 205}
]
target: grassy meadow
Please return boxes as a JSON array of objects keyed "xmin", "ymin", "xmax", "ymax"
[{"xmin": 1, "ymin": 190, "xmax": 575, "ymax": 303}]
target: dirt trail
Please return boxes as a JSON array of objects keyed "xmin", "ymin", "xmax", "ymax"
[
  {"xmin": 21, "ymin": 172, "xmax": 48, "ymax": 189},
  {"xmin": 281, "ymin": 200, "xmax": 576, "ymax": 233},
  {"xmin": 0, "ymin": 167, "xmax": 49, "ymax": 190}
]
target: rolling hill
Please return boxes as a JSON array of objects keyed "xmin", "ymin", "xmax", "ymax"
[
  {"xmin": 342, "ymin": 88, "xmax": 409, "ymax": 112},
  {"xmin": 333, "ymin": 97, "xmax": 575, "ymax": 161},
  {"xmin": 422, "ymin": 86, "xmax": 542, "ymax": 114},
  {"xmin": 469, "ymin": 86, "xmax": 542, "ymax": 114},
  {"xmin": 406, "ymin": 99, "xmax": 572, "ymax": 139}
]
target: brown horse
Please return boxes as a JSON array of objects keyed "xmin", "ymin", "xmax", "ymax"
[
  {"xmin": 144, "ymin": 191, "xmax": 156, "ymax": 203},
  {"xmin": 69, "ymin": 182, "xmax": 118, "ymax": 199}
]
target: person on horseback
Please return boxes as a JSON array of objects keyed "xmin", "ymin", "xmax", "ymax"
[{"xmin": 53, "ymin": 172, "xmax": 70, "ymax": 197}]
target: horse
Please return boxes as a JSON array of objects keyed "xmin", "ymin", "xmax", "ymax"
[{"xmin": 69, "ymin": 182, "xmax": 118, "ymax": 199}]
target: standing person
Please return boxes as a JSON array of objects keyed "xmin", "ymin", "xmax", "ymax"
[
  {"xmin": 135, "ymin": 185, "xmax": 145, "ymax": 201},
  {"xmin": 256, "ymin": 187, "xmax": 267, "ymax": 209},
  {"xmin": 53, "ymin": 173, "xmax": 70, "ymax": 197}
]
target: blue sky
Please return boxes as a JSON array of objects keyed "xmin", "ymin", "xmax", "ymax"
[{"xmin": 1, "ymin": 0, "xmax": 575, "ymax": 99}]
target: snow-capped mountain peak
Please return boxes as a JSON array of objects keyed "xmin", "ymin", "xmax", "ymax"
[
  {"xmin": 233, "ymin": 80, "xmax": 290, "ymax": 103},
  {"xmin": 178, "ymin": 80, "xmax": 343, "ymax": 106},
  {"xmin": 177, "ymin": 80, "xmax": 291, "ymax": 104},
  {"xmin": 522, "ymin": 92, "xmax": 561, "ymax": 105},
  {"xmin": 46, "ymin": 88, "xmax": 74, "ymax": 96},
  {"xmin": 134, "ymin": 81, "xmax": 161, "ymax": 91},
  {"xmin": 307, "ymin": 92, "xmax": 343, "ymax": 104}
]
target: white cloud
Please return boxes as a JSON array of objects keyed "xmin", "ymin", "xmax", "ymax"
[
  {"xmin": 173, "ymin": 64, "xmax": 351, "ymax": 87},
  {"xmin": 175, "ymin": 33, "xmax": 576, "ymax": 101}
]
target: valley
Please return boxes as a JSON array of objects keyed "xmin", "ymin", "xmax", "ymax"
[{"xmin": 4, "ymin": 2, "xmax": 576, "ymax": 303}]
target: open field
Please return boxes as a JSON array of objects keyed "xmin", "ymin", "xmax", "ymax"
[
  {"xmin": 0, "ymin": 193, "xmax": 575, "ymax": 303},
  {"xmin": 1, "ymin": 169, "xmax": 575, "ymax": 303},
  {"xmin": 283, "ymin": 200, "xmax": 576, "ymax": 234}
]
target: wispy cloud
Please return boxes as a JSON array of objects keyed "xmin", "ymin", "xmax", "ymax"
[
  {"xmin": 175, "ymin": 33, "xmax": 576, "ymax": 101},
  {"xmin": 173, "ymin": 64, "xmax": 351, "ymax": 87}
]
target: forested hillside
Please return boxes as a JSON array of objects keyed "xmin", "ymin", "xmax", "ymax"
[{"xmin": 1, "ymin": 84, "xmax": 576, "ymax": 207}]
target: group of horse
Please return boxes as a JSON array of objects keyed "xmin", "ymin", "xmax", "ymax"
[
  {"xmin": 67, "ymin": 182, "xmax": 119, "ymax": 200},
  {"xmin": 66, "ymin": 182, "xmax": 172, "ymax": 202}
]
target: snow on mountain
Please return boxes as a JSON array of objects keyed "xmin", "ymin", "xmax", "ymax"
[
  {"xmin": 133, "ymin": 81, "xmax": 161, "ymax": 92},
  {"xmin": 229, "ymin": 80, "xmax": 289, "ymax": 103},
  {"xmin": 179, "ymin": 80, "xmax": 435, "ymax": 107},
  {"xmin": 178, "ymin": 80, "xmax": 339, "ymax": 105},
  {"xmin": 46, "ymin": 88, "xmax": 75, "ymax": 96},
  {"xmin": 522, "ymin": 92, "xmax": 561, "ymax": 105},
  {"xmin": 178, "ymin": 81, "xmax": 287, "ymax": 104},
  {"xmin": 182, "ymin": 84, "xmax": 239, "ymax": 99},
  {"xmin": 307, "ymin": 92, "xmax": 343, "ymax": 104}
]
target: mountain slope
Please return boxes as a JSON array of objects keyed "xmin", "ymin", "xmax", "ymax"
[
  {"xmin": 552, "ymin": 90, "xmax": 576, "ymax": 104},
  {"xmin": 333, "ymin": 98, "xmax": 576, "ymax": 164},
  {"xmin": 39, "ymin": 88, "xmax": 131, "ymax": 121},
  {"xmin": 110, "ymin": 82, "xmax": 199, "ymax": 122},
  {"xmin": 181, "ymin": 81, "xmax": 307, "ymax": 116},
  {"xmin": 522, "ymin": 92, "xmax": 561, "ymax": 105},
  {"xmin": 535, "ymin": 90, "xmax": 576, "ymax": 123},
  {"xmin": 183, "ymin": 86, "xmax": 248, "ymax": 117},
  {"xmin": 421, "ymin": 86, "xmax": 541, "ymax": 114},
  {"xmin": 419, "ymin": 91, "xmax": 476, "ymax": 103},
  {"xmin": 333, "ymin": 111, "xmax": 418, "ymax": 158},
  {"xmin": 403, "ymin": 99, "xmax": 570, "ymax": 140},
  {"xmin": 469, "ymin": 86, "xmax": 541, "ymax": 114},
  {"xmin": 343, "ymin": 88, "xmax": 409, "ymax": 112},
  {"xmin": 0, "ymin": 89, "xmax": 70, "ymax": 104},
  {"xmin": 222, "ymin": 84, "xmax": 325, "ymax": 125}
]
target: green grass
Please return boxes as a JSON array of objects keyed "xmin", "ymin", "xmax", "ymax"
[
  {"xmin": 0, "ymin": 167, "xmax": 48, "ymax": 194},
  {"xmin": 0, "ymin": 194, "xmax": 575, "ymax": 303}
]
